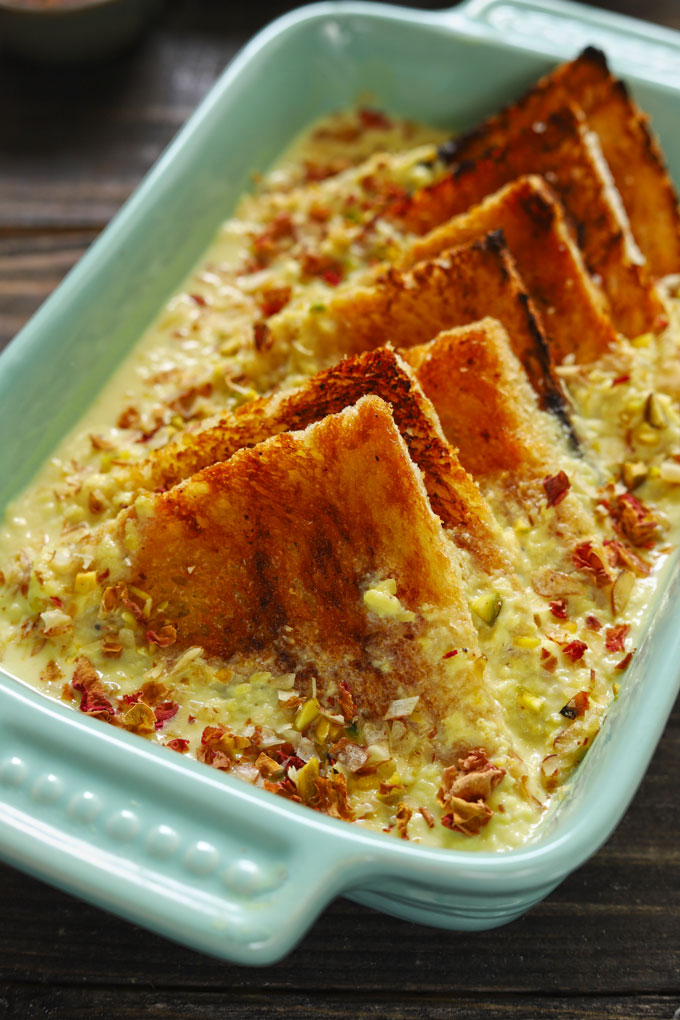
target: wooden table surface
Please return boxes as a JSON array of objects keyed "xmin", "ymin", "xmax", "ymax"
[{"xmin": 1, "ymin": 2, "xmax": 679, "ymax": 1017}]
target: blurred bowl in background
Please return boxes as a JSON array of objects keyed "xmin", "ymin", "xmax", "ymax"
[{"xmin": 0, "ymin": 0, "xmax": 162, "ymax": 62}]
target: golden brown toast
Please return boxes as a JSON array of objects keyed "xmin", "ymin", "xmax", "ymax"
[
  {"xmin": 440, "ymin": 47, "xmax": 680, "ymax": 278},
  {"xmin": 403, "ymin": 320, "xmax": 611, "ymax": 573},
  {"xmin": 268, "ymin": 232, "xmax": 570, "ymax": 424},
  {"xmin": 101, "ymin": 396, "xmax": 505, "ymax": 745},
  {"xmin": 113, "ymin": 347, "xmax": 509, "ymax": 573},
  {"xmin": 399, "ymin": 176, "xmax": 618, "ymax": 364},
  {"xmin": 402, "ymin": 318, "xmax": 555, "ymax": 484},
  {"xmin": 392, "ymin": 106, "xmax": 664, "ymax": 338}
]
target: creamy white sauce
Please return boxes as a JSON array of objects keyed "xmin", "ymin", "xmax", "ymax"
[{"xmin": 1, "ymin": 109, "xmax": 679, "ymax": 852}]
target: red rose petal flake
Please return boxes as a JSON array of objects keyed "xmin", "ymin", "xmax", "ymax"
[
  {"xmin": 604, "ymin": 539, "xmax": 651, "ymax": 577},
  {"xmin": 616, "ymin": 651, "xmax": 634, "ymax": 671},
  {"xmin": 146, "ymin": 625, "xmax": 177, "ymax": 648},
  {"xmin": 563, "ymin": 640, "xmax": 588, "ymax": 662},
  {"xmin": 606, "ymin": 625, "xmax": 630, "ymax": 654},
  {"xmin": 258, "ymin": 285, "xmax": 292, "ymax": 318},
  {"xmin": 611, "ymin": 374, "xmax": 630, "ymax": 386},
  {"xmin": 610, "ymin": 493, "xmax": 660, "ymax": 548},
  {"xmin": 573, "ymin": 542, "xmax": 611, "ymax": 587},
  {"xmin": 338, "ymin": 680, "xmax": 357, "ymax": 721},
  {"xmin": 71, "ymin": 657, "xmax": 115, "ymax": 718},
  {"xmin": 165, "ymin": 738, "xmax": 190, "ymax": 754},
  {"xmin": 549, "ymin": 598, "xmax": 568, "ymax": 620},
  {"xmin": 585, "ymin": 615, "xmax": 602, "ymax": 631},
  {"xmin": 359, "ymin": 107, "xmax": 392, "ymax": 130},
  {"xmin": 442, "ymin": 649, "xmax": 458, "ymax": 659},
  {"xmin": 154, "ymin": 701, "xmax": 179, "ymax": 730},
  {"xmin": 560, "ymin": 691, "xmax": 589, "ymax": 719},
  {"xmin": 543, "ymin": 471, "xmax": 571, "ymax": 507},
  {"xmin": 322, "ymin": 268, "xmax": 343, "ymax": 287}
]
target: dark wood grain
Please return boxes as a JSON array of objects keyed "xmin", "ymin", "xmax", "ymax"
[
  {"xmin": 0, "ymin": 231, "xmax": 95, "ymax": 348},
  {"xmin": 1, "ymin": 989, "xmax": 679, "ymax": 1019},
  {"xmin": 1, "ymin": 3, "xmax": 680, "ymax": 1019}
]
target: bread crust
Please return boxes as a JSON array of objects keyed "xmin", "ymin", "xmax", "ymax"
[{"xmin": 439, "ymin": 47, "xmax": 680, "ymax": 279}]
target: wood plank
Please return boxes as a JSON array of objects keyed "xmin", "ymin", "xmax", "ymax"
[
  {"xmin": 0, "ymin": 231, "xmax": 97, "ymax": 349},
  {"xmin": 0, "ymin": 987, "xmax": 678, "ymax": 1020},
  {"xmin": 0, "ymin": 2, "xmax": 286, "ymax": 228}
]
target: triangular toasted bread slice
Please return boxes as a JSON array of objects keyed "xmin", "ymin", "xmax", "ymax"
[
  {"xmin": 402, "ymin": 320, "xmax": 614, "ymax": 585},
  {"xmin": 402, "ymin": 318, "xmax": 558, "ymax": 486},
  {"xmin": 398, "ymin": 176, "xmax": 618, "ymax": 364},
  {"xmin": 439, "ymin": 47, "xmax": 680, "ymax": 278},
  {"xmin": 392, "ymin": 106, "xmax": 664, "ymax": 338},
  {"xmin": 266, "ymin": 232, "xmax": 570, "ymax": 425},
  {"xmin": 106, "ymin": 347, "xmax": 509, "ymax": 574},
  {"xmin": 91, "ymin": 396, "xmax": 511, "ymax": 757}
]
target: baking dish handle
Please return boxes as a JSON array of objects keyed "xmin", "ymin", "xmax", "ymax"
[
  {"xmin": 448, "ymin": 0, "xmax": 680, "ymax": 81},
  {"xmin": 0, "ymin": 674, "xmax": 385, "ymax": 966}
]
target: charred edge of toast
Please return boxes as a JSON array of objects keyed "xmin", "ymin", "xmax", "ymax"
[
  {"xmin": 481, "ymin": 230, "xmax": 578, "ymax": 447},
  {"xmin": 574, "ymin": 49, "xmax": 679, "ymax": 215},
  {"xmin": 516, "ymin": 179, "xmax": 557, "ymax": 231},
  {"xmin": 578, "ymin": 45, "xmax": 608, "ymax": 70},
  {"xmin": 437, "ymin": 46, "xmax": 609, "ymax": 167},
  {"xmin": 609, "ymin": 76, "xmax": 680, "ymax": 202}
]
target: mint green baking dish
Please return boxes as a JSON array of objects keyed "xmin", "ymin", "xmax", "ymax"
[{"xmin": 1, "ymin": 0, "xmax": 679, "ymax": 966}]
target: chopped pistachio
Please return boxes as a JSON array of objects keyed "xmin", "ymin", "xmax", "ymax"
[
  {"xmin": 644, "ymin": 393, "xmax": 667, "ymax": 429},
  {"xmin": 73, "ymin": 571, "xmax": 98, "ymax": 595},
  {"xmin": 518, "ymin": 688, "xmax": 544, "ymax": 712},
  {"xmin": 314, "ymin": 715, "xmax": 331, "ymax": 744},
  {"xmin": 471, "ymin": 591, "xmax": 503, "ymax": 625},
  {"xmin": 363, "ymin": 579, "xmax": 415, "ymax": 622},
  {"xmin": 294, "ymin": 697, "xmax": 321, "ymax": 732},
  {"xmin": 631, "ymin": 331, "xmax": 653, "ymax": 348},
  {"xmin": 622, "ymin": 460, "xmax": 648, "ymax": 490},
  {"xmin": 295, "ymin": 757, "xmax": 320, "ymax": 801},
  {"xmin": 514, "ymin": 635, "xmax": 541, "ymax": 649},
  {"xmin": 611, "ymin": 570, "xmax": 635, "ymax": 616}
]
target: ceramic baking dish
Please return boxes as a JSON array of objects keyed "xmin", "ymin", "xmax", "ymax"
[{"xmin": 1, "ymin": 0, "xmax": 679, "ymax": 966}]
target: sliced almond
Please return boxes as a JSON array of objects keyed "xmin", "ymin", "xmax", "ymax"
[{"xmin": 611, "ymin": 570, "xmax": 635, "ymax": 616}]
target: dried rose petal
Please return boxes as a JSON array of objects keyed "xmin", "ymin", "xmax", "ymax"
[
  {"xmin": 563, "ymin": 640, "xmax": 588, "ymax": 662},
  {"xmin": 549, "ymin": 598, "xmax": 568, "ymax": 620},
  {"xmin": 71, "ymin": 657, "xmax": 114, "ymax": 718},
  {"xmin": 166, "ymin": 738, "xmax": 190, "ymax": 753},
  {"xmin": 543, "ymin": 471, "xmax": 571, "ymax": 507},
  {"xmin": 573, "ymin": 543, "xmax": 611, "ymax": 587},
  {"xmin": 146, "ymin": 625, "xmax": 177, "ymax": 648},
  {"xmin": 560, "ymin": 691, "xmax": 589, "ymax": 719},
  {"xmin": 154, "ymin": 701, "xmax": 179, "ymax": 730},
  {"xmin": 605, "ymin": 625, "xmax": 630, "ymax": 654}
]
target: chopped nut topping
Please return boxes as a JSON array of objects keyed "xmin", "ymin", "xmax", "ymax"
[{"xmin": 543, "ymin": 471, "xmax": 571, "ymax": 507}]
